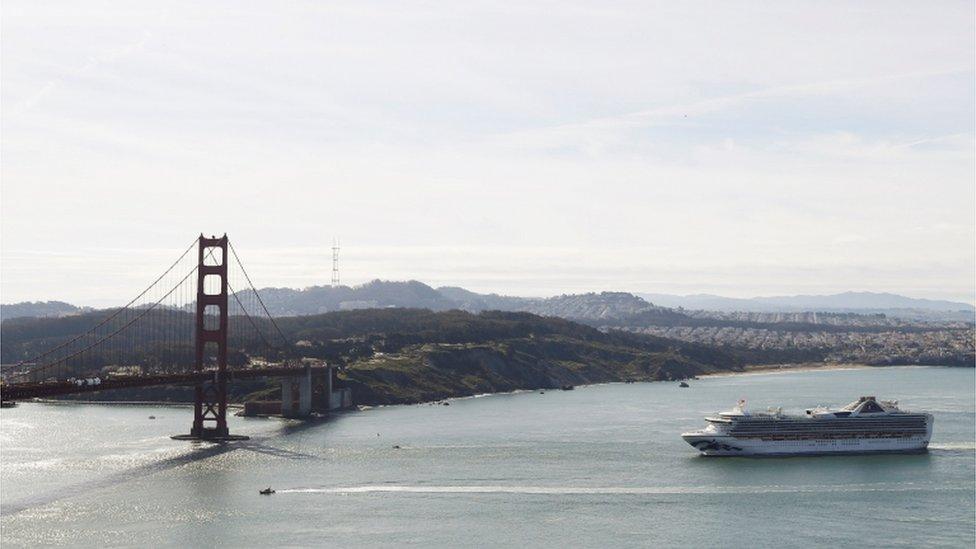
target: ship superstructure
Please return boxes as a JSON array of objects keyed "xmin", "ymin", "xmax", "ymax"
[{"xmin": 681, "ymin": 396, "xmax": 933, "ymax": 456}]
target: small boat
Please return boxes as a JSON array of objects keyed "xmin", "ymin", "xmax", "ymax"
[
  {"xmin": 679, "ymin": 382, "xmax": 690, "ymax": 388},
  {"xmin": 148, "ymin": 415, "xmax": 156, "ymax": 419},
  {"xmin": 561, "ymin": 385, "xmax": 574, "ymax": 391},
  {"xmin": 259, "ymin": 487, "xmax": 275, "ymax": 495},
  {"xmin": 0, "ymin": 401, "xmax": 17, "ymax": 408}
]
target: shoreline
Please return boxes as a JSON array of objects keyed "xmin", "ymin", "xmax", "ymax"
[
  {"xmin": 702, "ymin": 362, "xmax": 876, "ymax": 378},
  {"xmin": 6, "ymin": 363, "xmax": 958, "ymax": 409},
  {"xmin": 699, "ymin": 362, "xmax": 950, "ymax": 379},
  {"xmin": 409, "ymin": 363, "xmax": 952, "ymax": 406},
  {"xmin": 700, "ymin": 362, "xmax": 966, "ymax": 379}
]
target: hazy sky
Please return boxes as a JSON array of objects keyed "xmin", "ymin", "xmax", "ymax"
[{"xmin": 2, "ymin": 1, "xmax": 974, "ymax": 305}]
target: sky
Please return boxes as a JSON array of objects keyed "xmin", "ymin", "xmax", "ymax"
[{"xmin": 2, "ymin": 1, "xmax": 974, "ymax": 306}]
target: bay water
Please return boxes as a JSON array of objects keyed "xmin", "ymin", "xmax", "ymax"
[{"xmin": 2, "ymin": 366, "xmax": 973, "ymax": 547}]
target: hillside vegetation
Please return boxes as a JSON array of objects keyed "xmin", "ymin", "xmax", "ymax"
[
  {"xmin": 1, "ymin": 308, "xmax": 742, "ymax": 405},
  {"xmin": 0, "ymin": 301, "xmax": 89, "ymax": 322},
  {"xmin": 274, "ymin": 309, "xmax": 741, "ymax": 404}
]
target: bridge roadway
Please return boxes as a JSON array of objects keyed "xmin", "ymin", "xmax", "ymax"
[{"xmin": 0, "ymin": 366, "xmax": 331, "ymax": 401}]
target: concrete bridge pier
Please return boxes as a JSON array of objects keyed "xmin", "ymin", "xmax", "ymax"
[
  {"xmin": 281, "ymin": 364, "xmax": 312, "ymax": 418},
  {"xmin": 324, "ymin": 365, "xmax": 333, "ymax": 401},
  {"xmin": 299, "ymin": 364, "xmax": 313, "ymax": 415},
  {"xmin": 280, "ymin": 379, "xmax": 294, "ymax": 416}
]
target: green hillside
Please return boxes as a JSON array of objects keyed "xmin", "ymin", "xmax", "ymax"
[{"xmin": 1, "ymin": 308, "xmax": 742, "ymax": 405}]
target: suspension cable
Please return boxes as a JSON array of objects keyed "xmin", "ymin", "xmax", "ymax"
[
  {"xmin": 227, "ymin": 240, "xmax": 289, "ymax": 346},
  {"xmin": 227, "ymin": 279, "xmax": 273, "ymax": 351},
  {"xmin": 23, "ymin": 263, "xmax": 201, "ymax": 379},
  {"xmin": 12, "ymin": 237, "xmax": 199, "ymax": 367}
]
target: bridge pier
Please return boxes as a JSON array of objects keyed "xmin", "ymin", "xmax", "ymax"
[
  {"xmin": 281, "ymin": 381, "xmax": 293, "ymax": 415},
  {"xmin": 324, "ymin": 365, "xmax": 332, "ymax": 402},
  {"xmin": 299, "ymin": 366, "xmax": 312, "ymax": 414},
  {"xmin": 236, "ymin": 364, "xmax": 351, "ymax": 418},
  {"xmin": 281, "ymin": 364, "xmax": 312, "ymax": 417}
]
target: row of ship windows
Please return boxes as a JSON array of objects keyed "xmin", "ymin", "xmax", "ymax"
[
  {"xmin": 729, "ymin": 419, "xmax": 928, "ymax": 425},
  {"xmin": 730, "ymin": 425, "xmax": 927, "ymax": 429},
  {"xmin": 731, "ymin": 435, "xmax": 927, "ymax": 439},
  {"xmin": 742, "ymin": 433, "xmax": 926, "ymax": 441},
  {"xmin": 748, "ymin": 439, "xmax": 922, "ymax": 446},
  {"xmin": 729, "ymin": 428, "xmax": 928, "ymax": 434},
  {"xmin": 727, "ymin": 424, "xmax": 927, "ymax": 430},
  {"xmin": 726, "ymin": 414, "xmax": 928, "ymax": 422}
]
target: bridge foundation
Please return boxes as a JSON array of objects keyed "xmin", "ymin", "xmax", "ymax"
[
  {"xmin": 238, "ymin": 363, "xmax": 353, "ymax": 417},
  {"xmin": 281, "ymin": 364, "xmax": 313, "ymax": 417}
]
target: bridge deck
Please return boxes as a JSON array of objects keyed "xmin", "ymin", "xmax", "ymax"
[{"xmin": 1, "ymin": 366, "xmax": 330, "ymax": 401}]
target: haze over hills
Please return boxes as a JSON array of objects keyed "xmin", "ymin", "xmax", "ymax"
[
  {"xmin": 3, "ymin": 281, "xmax": 973, "ymax": 371},
  {"xmin": 0, "ymin": 301, "xmax": 91, "ymax": 322},
  {"xmin": 220, "ymin": 285, "xmax": 959, "ymax": 324},
  {"xmin": 248, "ymin": 284, "xmax": 967, "ymax": 323},
  {"xmin": 247, "ymin": 280, "xmax": 458, "ymax": 316},
  {"xmin": 638, "ymin": 292, "xmax": 975, "ymax": 322},
  {"xmin": 639, "ymin": 291, "xmax": 974, "ymax": 312},
  {"xmin": 3, "ymin": 283, "xmax": 973, "ymax": 323},
  {"xmin": 239, "ymin": 282, "xmax": 666, "ymax": 321}
]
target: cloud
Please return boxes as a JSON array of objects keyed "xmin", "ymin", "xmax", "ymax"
[
  {"xmin": 491, "ymin": 68, "xmax": 973, "ymax": 155},
  {"xmin": 1, "ymin": 0, "xmax": 973, "ymax": 304}
]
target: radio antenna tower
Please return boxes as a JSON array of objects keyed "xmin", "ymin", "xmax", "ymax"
[{"xmin": 331, "ymin": 238, "xmax": 340, "ymax": 287}]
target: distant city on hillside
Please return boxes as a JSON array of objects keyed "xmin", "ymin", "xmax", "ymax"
[{"xmin": 3, "ymin": 281, "xmax": 973, "ymax": 369}]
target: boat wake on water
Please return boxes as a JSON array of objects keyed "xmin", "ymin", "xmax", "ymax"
[
  {"xmin": 928, "ymin": 442, "xmax": 976, "ymax": 452},
  {"xmin": 275, "ymin": 482, "xmax": 966, "ymax": 496}
]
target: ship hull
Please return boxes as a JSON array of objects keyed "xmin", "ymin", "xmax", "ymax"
[{"xmin": 681, "ymin": 433, "xmax": 931, "ymax": 457}]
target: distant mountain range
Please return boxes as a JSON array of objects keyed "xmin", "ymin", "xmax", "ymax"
[
  {"xmin": 245, "ymin": 283, "xmax": 975, "ymax": 322},
  {"xmin": 3, "ymin": 284, "xmax": 972, "ymax": 324},
  {"xmin": 637, "ymin": 292, "xmax": 975, "ymax": 322},
  {"xmin": 4, "ymin": 283, "xmax": 972, "ymax": 370},
  {"xmin": 0, "ymin": 301, "xmax": 91, "ymax": 322},
  {"xmin": 244, "ymin": 281, "xmax": 660, "ymax": 321}
]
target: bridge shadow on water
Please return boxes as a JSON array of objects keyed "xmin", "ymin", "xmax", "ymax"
[
  {"xmin": 238, "ymin": 417, "xmax": 334, "ymax": 460},
  {"xmin": 1, "ymin": 415, "xmax": 338, "ymax": 516}
]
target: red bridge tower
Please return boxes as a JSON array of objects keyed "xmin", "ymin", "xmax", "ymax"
[{"xmin": 173, "ymin": 234, "xmax": 248, "ymax": 441}]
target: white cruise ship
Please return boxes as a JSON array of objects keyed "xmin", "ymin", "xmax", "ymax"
[{"xmin": 681, "ymin": 396, "xmax": 933, "ymax": 456}]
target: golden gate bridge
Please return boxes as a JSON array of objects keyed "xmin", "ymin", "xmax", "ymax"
[{"xmin": 0, "ymin": 234, "xmax": 333, "ymax": 441}]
